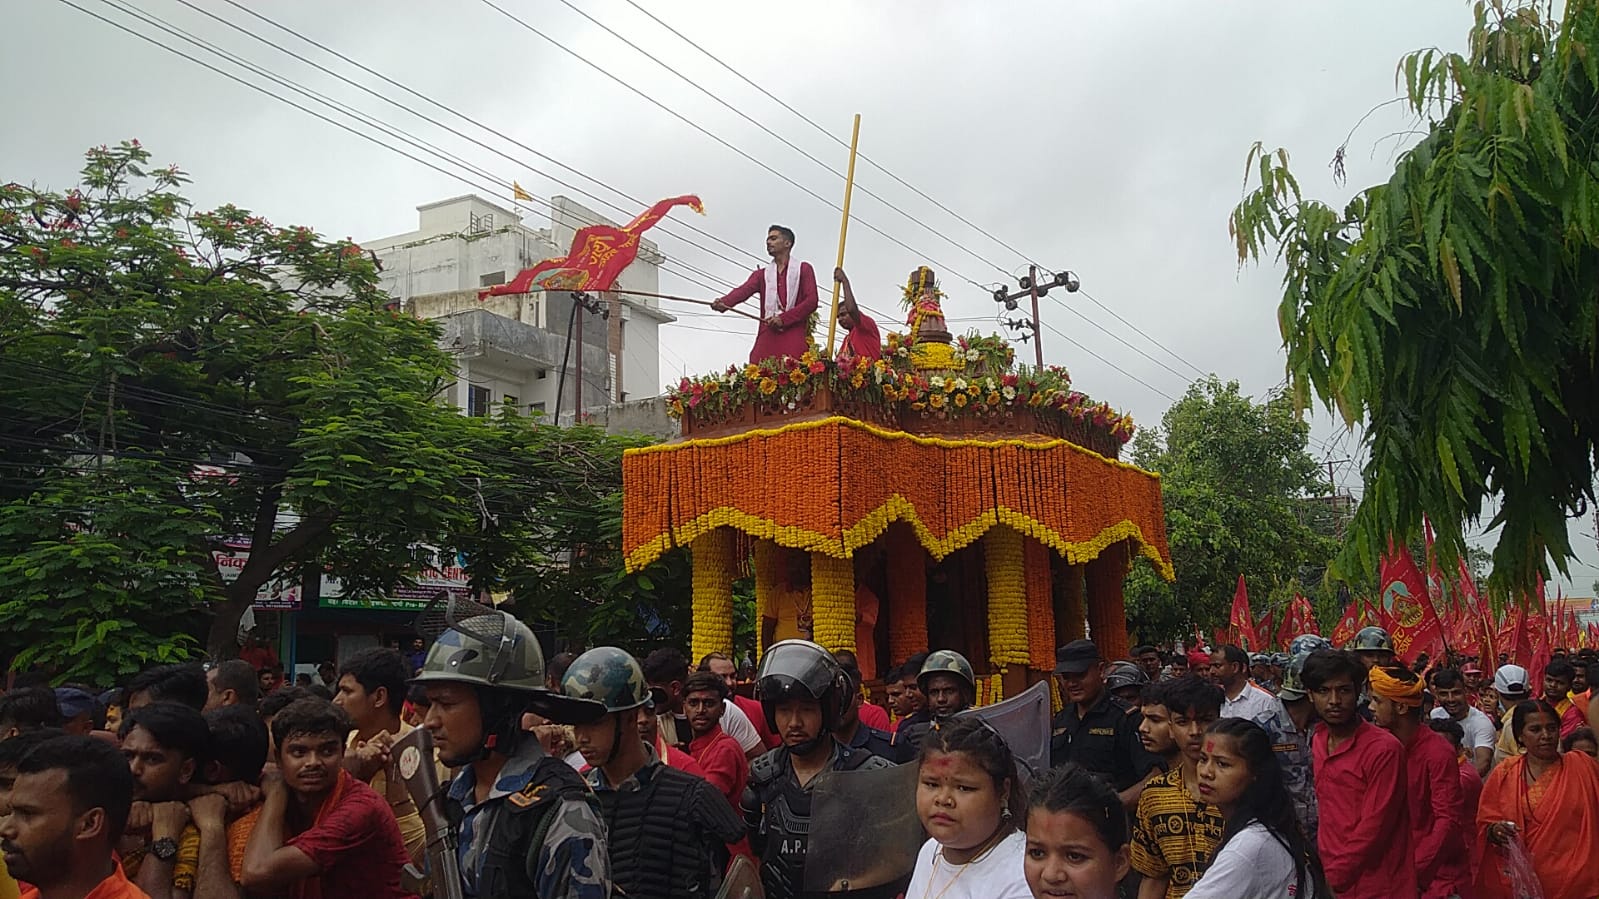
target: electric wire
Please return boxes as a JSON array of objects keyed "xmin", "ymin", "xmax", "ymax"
[
  {"xmin": 195, "ymin": 0, "xmax": 763, "ymax": 276},
  {"xmin": 472, "ymin": 0, "xmax": 990, "ymax": 289},
  {"xmin": 56, "ymin": 0, "xmax": 737, "ymax": 299},
  {"xmin": 549, "ymin": 0, "xmax": 1012, "ymax": 279},
  {"xmin": 614, "ymin": 0, "xmax": 1217, "ymax": 383}
]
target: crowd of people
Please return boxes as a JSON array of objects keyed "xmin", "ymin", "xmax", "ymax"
[{"xmin": 0, "ymin": 617, "xmax": 1595, "ymax": 899}]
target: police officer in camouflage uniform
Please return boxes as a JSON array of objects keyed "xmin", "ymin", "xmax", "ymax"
[
  {"xmin": 413, "ymin": 610, "xmax": 611, "ymax": 899},
  {"xmin": 890, "ymin": 649, "xmax": 974, "ymax": 763},
  {"xmin": 1252, "ymin": 642, "xmax": 1324, "ymax": 842},
  {"xmin": 559, "ymin": 647, "xmax": 745, "ymax": 899},
  {"xmin": 743, "ymin": 640, "xmax": 894, "ymax": 899}
]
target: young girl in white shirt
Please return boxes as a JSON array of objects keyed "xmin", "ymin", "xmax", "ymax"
[
  {"xmin": 904, "ymin": 717, "xmax": 1033, "ymax": 899},
  {"xmin": 1022, "ymin": 762, "xmax": 1130, "ymax": 899},
  {"xmin": 1188, "ymin": 717, "xmax": 1328, "ymax": 898}
]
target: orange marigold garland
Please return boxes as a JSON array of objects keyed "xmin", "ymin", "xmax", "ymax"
[
  {"xmin": 984, "ymin": 527, "xmax": 1030, "ymax": 669},
  {"xmin": 1024, "ymin": 537, "xmax": 1056, "ymax": 670},
  {"xmin": 810, "ymin": 552, "xmax": 855, "ymax": 654},
  {"xmin": 886, "ymin": 526, "xmax": 928, "ymax": 666},
  {"xmin": 689, "ymin": 529, "xmax": 736, "ymax": 663}
]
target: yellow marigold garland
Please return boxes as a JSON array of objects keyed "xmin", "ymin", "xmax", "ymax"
[
  {"xmin": 886, "ymin": 526, "xmax": 928, "ymax": 667},
  {"xmin": 973, "ymin": 673, "xmax": 1005, "ymax": 707},
  {"xmin": 810, "ymin": 552, "xmax": 855, "ymax": 654},
  {"xmin": 752, "ymin": 539, "xmax": 782, "ymax": 659},
  {"xmin": 689, "ymin": 529, "xmax": 736, "ymax": 664},
  {"xmin": 984, "ymin": 527, "xmax": 1030, "ymax": 668},
  {"xmin": 1024, "ymin": 537, "xmax": 1056, "ymax": 670}
]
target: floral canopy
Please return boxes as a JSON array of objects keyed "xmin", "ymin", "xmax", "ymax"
[{"xmin": 621, "ymin": 415, "xmax": 1173, "ymax": 579}]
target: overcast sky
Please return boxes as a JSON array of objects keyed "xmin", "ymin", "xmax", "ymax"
[{"xmin": 9, "ymin": 0, "xmax": 1594, "ymax": 594}]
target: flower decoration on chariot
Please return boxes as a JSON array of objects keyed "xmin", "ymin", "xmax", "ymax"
[{"xmin": 901, "ymin": 266, "xmax": 944, "ymax": 309}]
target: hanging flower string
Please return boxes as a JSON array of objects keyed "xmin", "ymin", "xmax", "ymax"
[
  {"xmin": 1024, "ymin": 537, "xmax": 1056, "ymax": 670},
  {"xmin": 886, "ymin": 526, "xmax": 928, "ymax": 667},
  {"xmin": 689, "ymin": 529, "xmax": 736, "ymax": 663},
  {"xmin": 984, "ymin": 526, "xmax": 1031, "ymax": 668},
  {"xmin": 752, "ymin": 539, "xmax": 782, "ymax": 659},
  {"xmin": 810, "ymin": 552, "xmax": 855, "ymax": 654}
]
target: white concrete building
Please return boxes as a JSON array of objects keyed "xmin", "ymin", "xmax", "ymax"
[{"xmin": 364, "ymin": 195, "xmax": 675, "ymax": 418}]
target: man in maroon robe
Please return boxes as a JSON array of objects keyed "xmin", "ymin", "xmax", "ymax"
[{"xmin": 711, "ymin": 225, "xmax": 818, "ymax": 363}]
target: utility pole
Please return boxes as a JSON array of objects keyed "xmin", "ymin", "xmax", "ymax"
[
  {"xmin": 1323, "ymin": 456, "xmax": 1352, "ymax": 539},
  {"xmin": 993, "ymin": 267, "xmax": 1079, "ymax": 368},
  {"xmin": 566, "ymin": 291, "xmax": 609, "ymax": 423}
]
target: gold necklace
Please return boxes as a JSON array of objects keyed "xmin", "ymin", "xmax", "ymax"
[{"xmin": 922, "ymin": 827, "xmax": 1008, "ymax": 899}]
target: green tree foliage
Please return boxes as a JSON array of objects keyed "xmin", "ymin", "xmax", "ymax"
[
  {"xmin": 0, "ymin": 143, "xmax": 683, "ymax": 681},
  {"xmin": 1230, "ymin": 1, "xmax": 1599, "ymax": 594},
  {"xmin": 1125, "ymin": 378, "xmax": 1338, "ymax": 642}
]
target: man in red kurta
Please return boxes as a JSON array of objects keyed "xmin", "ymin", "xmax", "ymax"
[
  {"xmin": 712, "ymin": 225, "xmax": 818, "ymax": 363},
  {"xmin": 1370, "ymin": 666, "xmax": 1470, "ymax": 899},
  {"xmin": 831, "ymin": 267, "xmax": 882, "ymax": 363},
  {"xmin": 1304, "ymin": 649, "xmax": 1417, "ymax": 899},
  {"xmin": 681, "ymin": 672, "xmax": 747, "ymax": 812}
]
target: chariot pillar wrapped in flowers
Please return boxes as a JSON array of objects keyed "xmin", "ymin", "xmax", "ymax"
[{"xmin": 624, "ymin": 270, "xmax": 1173, "ymax": 704}]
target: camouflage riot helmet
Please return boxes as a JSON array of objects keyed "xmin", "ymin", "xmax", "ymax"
[
  {"xmin": 1289, "ymin": 633, "xmax": 1332, "ymax": 657},
  {"xmin": 756, "ymin": 640, "xmax": 850, "ymax": 747},
  {"xmin": 411, "ymin": 599, "xmax": 602, "ymax": 765},
  {"xmin": 1278, "ymin": 651, "xmax": 1312, "ymax": 700},
  {"xmin": 560, "ymin": 646, "xmax": 652, "ymax": 713},
  {"xmin": 413, "ymin": 609, "xmax": 548, "ymax": 693},
  {"xmin": 917, "ymin": 650, "xmax": 976, "ymax": 693},
  {"xmin": 1353, "ymin": 626, "xmax": 1394, "ymax": 653},
  {"xmin": 559, "ymin": 646, "xmax": 652, "ymax": 766}
]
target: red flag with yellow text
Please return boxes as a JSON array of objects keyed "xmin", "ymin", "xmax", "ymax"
[
  {"xmin": 1229, "ymin": 575, "xmax": 1256, "ymax": 651},
  {"xmin": 1331, "ymin": 601, "xmax": 1361, "ymax": 648},
  {"xmin": 1379, "ymin": 542, "xmax": 1446, "ymax": 661}
]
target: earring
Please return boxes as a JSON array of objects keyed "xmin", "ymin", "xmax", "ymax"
[{"xmin": 1002, "ymin": 806, "xmax": 1013, "ymax": 822}]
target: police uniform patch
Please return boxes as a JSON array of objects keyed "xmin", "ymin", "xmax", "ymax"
[
  {"xmin": 508, "ymin": 783, "xmax": 548, "ymax": 808},
  {"xmin": 1088, "ymin": 727, "xmax": 1116, "ymax": 736}
]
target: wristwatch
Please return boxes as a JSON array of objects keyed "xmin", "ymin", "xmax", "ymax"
[{"xmin": 150, "ymin": 837, "xmax": 180, "ymax": 862}]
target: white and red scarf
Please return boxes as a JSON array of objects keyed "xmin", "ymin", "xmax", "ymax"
[{"xmin": 761, "ymin": 260, "xmax": 803, "ymax": 320}]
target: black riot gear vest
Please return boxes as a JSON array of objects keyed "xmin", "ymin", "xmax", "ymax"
[
  {"xmin": 741, "ymin": 741, "xmax": 893, "ymax": 899},
  {"xmin": 592, "ymin": 763, "xmax": 744, "ymax": 899},
  {"xmin": 454, "ymin": 755, "xmax": 596, "ymax": 899}
]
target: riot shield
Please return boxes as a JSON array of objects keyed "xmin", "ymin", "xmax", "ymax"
[
  {"xmin": 391, "ymin": 725, "xmax": 465, "ymax": 899},
  {"xmin": 714, "ymin": 855, "xmax": 765, "ymax": 899},
  {"xmin": 803, "ymin": 762, "xmax": 923, "ymax": 893},
  {"xmin": 957, "ymin": 678, "xmax": 1052, "ymax": 784}
]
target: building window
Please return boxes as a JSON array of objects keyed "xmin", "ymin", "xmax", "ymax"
[
  {"xmin": 536, "ymin": 369, "xmax": 548, "ymax": 380},
  {"xmin": 467, "ymin": 384, "xmax": 491, "ymax": 417},
  {"xmin": 479, "ymin": 271, "xmax": 506, "ymax": 287},
  {"xmin": 502, "ymin": 394, "xmax": 518, "ymax": 411},
  {"xmin": 531, "ymin": 401, "xmax": 546, "ymax": 415}
]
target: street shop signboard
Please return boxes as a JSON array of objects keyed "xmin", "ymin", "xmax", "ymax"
[
  {"xmin": 212, "ymin": 544, "xmax": 303, "ymax": 611},
  {"xmin": 319, "ymin": 559, "xmax": 472, "ymax": 611}
]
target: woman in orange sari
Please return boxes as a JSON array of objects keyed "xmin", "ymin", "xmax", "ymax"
[{"xmin": 1475, "ymin": 699, "xmax": 1599, "ymax": 899}]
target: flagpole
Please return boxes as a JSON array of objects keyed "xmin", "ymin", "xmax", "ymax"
[{"xmin": 824, "ymin": 114, "xmax": 862, "ymax": 359}]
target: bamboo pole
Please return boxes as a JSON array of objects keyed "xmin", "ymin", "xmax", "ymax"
[
  {"xmin": 824, "ymin": 114, "xmax": 862, "ymax": 358},
  {"xmin": 608, "ymin": 288, "xmax": 759, "ymax": 320}
]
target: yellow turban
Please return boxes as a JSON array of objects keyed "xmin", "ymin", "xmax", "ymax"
[{"xmin": 1368, "ymin": 666, "xmax": 1425, "ymax": 711}]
